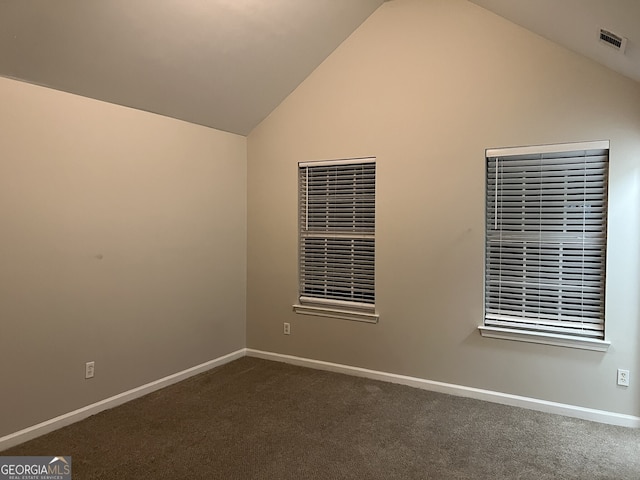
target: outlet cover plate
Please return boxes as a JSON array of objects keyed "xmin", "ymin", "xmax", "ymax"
[
  {"xmin": 617, "ymin": 369, "xmax": 629, "ymax": 387},
  {"xmin": 85, "ymin": 361, "xmax": 95, "ymax": 379}
]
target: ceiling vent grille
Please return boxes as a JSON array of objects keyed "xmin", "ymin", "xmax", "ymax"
[{"xmin": 599, "ymin": 28, "xmax": 627, "ymax": 53}]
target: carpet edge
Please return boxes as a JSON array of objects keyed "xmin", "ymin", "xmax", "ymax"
[
  {"xmin": 246, "ymin": 348, "xmax": 640, "ymax": 429},
  {"xmin": 0, "ymin": 348, "xmax": 247, "ymax": 451}
]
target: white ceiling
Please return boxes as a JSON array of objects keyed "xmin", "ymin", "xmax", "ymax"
[
  {"xmin": 1, "ymin": 1, "xmax": 638, "ymax": 136},
  {"xmin": 469, "ymin": 0, "xmax": 640, "ymax": 84},
  {"xmin": 0, "ymin": 0, "xmax": 384, "ymax": 135}
]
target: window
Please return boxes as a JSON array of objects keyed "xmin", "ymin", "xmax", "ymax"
[
  {"xmin": 479, "ymin": 141, "xmax": 610, "ymax": 351},
  {"xmin": 293, "ymin": 157, "xmax": 378, "ymax": 323}
]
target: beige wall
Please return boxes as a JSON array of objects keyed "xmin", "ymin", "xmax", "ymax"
[
  {"xmin": 0, "ymin": 77, "xmax": 246, "ymax": 437},
  {"xmin": 2, "ymin": 0, "xmax": 639, "ymax": 439},
  {"xmin": 247, "ymin": 0, "xmax": 640, "ymax": 415}
]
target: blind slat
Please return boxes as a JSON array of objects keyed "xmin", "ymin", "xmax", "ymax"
[
  {"xmin": 299, "ymin": 160, "xmax": 376, "ymax": 306},
  {"xmin": 484, "ymin": 143, "xmax": 608, "ymax": 339}
]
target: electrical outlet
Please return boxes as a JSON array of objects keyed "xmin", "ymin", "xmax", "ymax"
[
  {"xmin": 617, "ymin": 369, "xmax": 629, "ymax": 387},
  {"xmin": 85, "ymin": 361, "xmax": 95, "ymax": 379},
  {"xmin": 283, "ymin": 322, "xmax": 291, "ymax": 335}
]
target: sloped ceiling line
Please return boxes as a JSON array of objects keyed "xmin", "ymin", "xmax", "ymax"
[{"xmin": 0, "ymin": 0, "xmax": 637, "ymax": 135}]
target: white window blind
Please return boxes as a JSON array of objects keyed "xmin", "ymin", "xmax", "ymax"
[
  {"xmin": 484, "ymin": 141, "xmax": 608, "ymax": 340},
  {"xmin": 298, "ymin": 158, "xmax": 375, "ymax": 310}
]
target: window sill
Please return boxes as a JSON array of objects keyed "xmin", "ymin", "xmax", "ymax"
[
  {"xmin": 478, "ymin": 326, "xmax": 610, "ymax": 352},
  {"xmin": 293, "ymin": 304, "xmax": 379, "ymax": 323}
]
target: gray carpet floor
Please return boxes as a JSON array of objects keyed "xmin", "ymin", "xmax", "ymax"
[{"xmin": 3, "ymin": 356, "xmax": 639, "ymax": 479}]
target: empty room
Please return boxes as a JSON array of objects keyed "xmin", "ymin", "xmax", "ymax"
[{"xmin": 1, "ymin": 0, "xmax": 639, "ymax": 478}]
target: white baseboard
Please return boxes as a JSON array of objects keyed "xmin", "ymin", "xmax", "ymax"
[
  {"xmin": 246, "ymin": 349, "xmax": 640, "ymax": 429},
  {"xmin": 0, "ymin": 348, "xmax": 246, "ymax": 451},
  {"xmin": 3, "ymin": 346, "xmax": 637, "ymax": 452}
]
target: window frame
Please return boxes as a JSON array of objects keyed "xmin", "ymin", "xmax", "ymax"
[
  {"xmin": 479, "ymin": 140, "xmax": 610, "ymax": 352},
  {"xmin": 293, "ymin": 157, "xmax": 378, "ymax": 323}
]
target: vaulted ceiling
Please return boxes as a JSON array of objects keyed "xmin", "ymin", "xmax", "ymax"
[
  {"xmin": 469, "ymin": 0, "xmax": 640, "ymax": 86},
  {"xmin": 0, "ymin": 0, "xmax": 385, "ymax": 135},
  {"xmin": 1, "ymin": 1, "xmax": 638, "ymax": 136}
]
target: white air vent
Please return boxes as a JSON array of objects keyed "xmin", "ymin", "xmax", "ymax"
[{"xmin": 599, "ymin": 28, "xmax": 627, "ymax": 53}]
